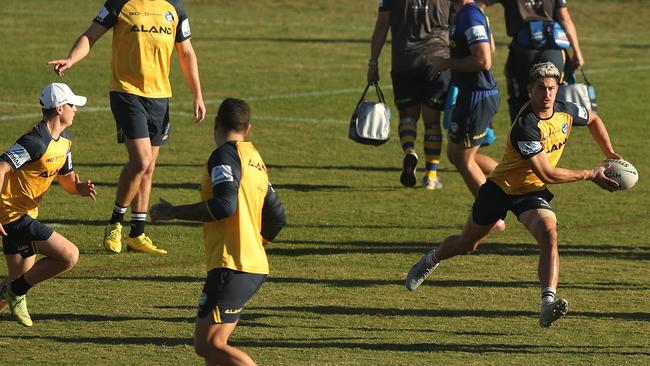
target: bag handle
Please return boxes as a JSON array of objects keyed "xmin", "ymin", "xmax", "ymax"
[
  {"xmin": 357, "ymin": 81, "xmax": 387, "ymax": 106},
  {"xmin": 578, "ymin": 68, "xmax": 591, "ymax": 86}
]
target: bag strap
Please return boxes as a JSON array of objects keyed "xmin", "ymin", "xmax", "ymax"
[
  {"xmin": 579, "ymin": 68, "xmax": 591, "ymax": 86},
  {"xmin": 373, "ymin": 81, "xmax": 387, "ymax": 104},
  {"xmin": 356, "ymin": 82, "xmax": 373, "ymax": 106}
]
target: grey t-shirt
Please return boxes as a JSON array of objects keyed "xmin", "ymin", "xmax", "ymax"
[{"xmin": 379, "ymin": 0, "xmax": 454, "ymax": 70}]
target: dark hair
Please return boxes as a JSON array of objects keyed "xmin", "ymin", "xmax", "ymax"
[
  {"xmin": 214, "ymin": 98, "xmax": 251, "ymax": 132},
  {"xmin": 42, "ymin": 108, "xmax": 58, "ymax": 118}
]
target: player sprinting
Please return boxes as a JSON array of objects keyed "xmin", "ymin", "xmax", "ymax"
[
  {"xmin": 405, "ymin": 62, "xmax": 621, "ymax": 327},
  {"xmin": 0, "ymin": 83, "xmax": 96, "ymax": 326},
  {"xmin": 150, "ymin": 98, "xmax": 286, "ymax": 365}
]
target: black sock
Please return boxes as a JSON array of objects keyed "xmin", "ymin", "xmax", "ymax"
[
  {"xmin": 110, "ymin": 202, "xmax": 127, "ymax": 224},
  {"xmin": 129, "ymin": 212, "xmax": 147, "ymax": 238},
  {"xmin": 11, "ymin": 275, "xmax": 32, "ymax": 296}
]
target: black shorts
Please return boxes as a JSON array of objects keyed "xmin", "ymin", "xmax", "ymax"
[
  {"xmin": 447, "ymin": 88, "xmax": 500, "ymax": 148},
  {"xmin": 2, "ymin": 215, "xmax": 53, "ymax": 258},
  {"xmin": 196, "ymin": 268, "xmax": 267, "ymax": 324},
  {"xmin": 110, "ymin": 92, "xmax": 170, "ymax": 146},
  {"xmin": 472, "ymin": 179, "xmax": 555, "ymax": 226},
  {"xmin": 391, "ymin": 63, "xmax": 451, "ymax": 111}
]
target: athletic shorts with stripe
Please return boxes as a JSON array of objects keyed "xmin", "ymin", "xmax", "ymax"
[
  {"xmin": 197, "ymin": 268, "xmax": 267, "ymax": 324},
  {"xmin": 447, "ymin": 88, "xmax": 500, "ymax": 148},
  {"xmin": 2, "ymin": 215, "xmax": 53, "ymax": 258}
]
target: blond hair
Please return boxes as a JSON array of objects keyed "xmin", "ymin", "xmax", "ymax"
[{"xmin": 529, "ymin": 62, "xmax": 560, "ymax": 84}]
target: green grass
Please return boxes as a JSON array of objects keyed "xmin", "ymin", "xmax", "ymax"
[{"xmin": 1, "ymin": 0, "xmax": 649, "ymax": 364}]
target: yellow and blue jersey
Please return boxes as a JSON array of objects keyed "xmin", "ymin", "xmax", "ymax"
[
  {"xmin": 200, "ymin": 141, "xmax": 286, "ymax": 275},
  {"xmin": 489, "ymin": 100, "xmax": 589, "ymax": 195},
  {"xmin": 0, "ymin": 122, "xmax": 74, "ymax": 225},
  {"xmin": 93, "ymin": 0, "xmax": 192, "ymax": 98}
]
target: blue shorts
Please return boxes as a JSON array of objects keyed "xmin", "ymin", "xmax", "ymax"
[
  {"xmin": 2, "ymin": 215, "xmax": 53, "ymax": 258},
  {"xmin": 110, "ymin": 92, "xmax": 170, "ymax": 146},
  {"xmin": 197, "ymin": 268, "xmax": 267, "ymax": 324},
  {"xmin": 472, "ymin": 179, "xmax": 555, "ymax": 226},
  {"xmin": 447, "ymin": 88, "xmax": 500, "ymax": 148}
]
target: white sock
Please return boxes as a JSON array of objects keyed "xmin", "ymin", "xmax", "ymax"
[{"xmin": 541, "ymin": 287, "xmax": 556, "ymax": 305}]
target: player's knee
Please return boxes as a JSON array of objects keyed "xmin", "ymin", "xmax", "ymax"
[
  {"xmin": 128, "ymin": 156, "xmax": 152, "ymax": 173},
  {"xmin": 63, "ymin": 245, "xmax": 79, "ymax": 270}
]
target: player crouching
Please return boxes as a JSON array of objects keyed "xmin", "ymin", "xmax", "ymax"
[
  {"xmin": 0, "ymin": 83, "xmax": 96, "ymax": 326},
  {"xmin": 405, "ymin": 62, "xmax": 621, "ymax": 327}
]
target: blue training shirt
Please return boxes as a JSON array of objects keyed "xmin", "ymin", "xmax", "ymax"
[{"xmin": 449, "ymin": 2, "xmax": 497, "ymax": 90}]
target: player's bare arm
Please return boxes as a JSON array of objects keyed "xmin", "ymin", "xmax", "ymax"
[
  {"xmin": 431, "ymin": 41, "xmax": 492, "ymax": 74},
  {"xmin": 176, "ymin": 40, "xmax": 206, "ymax": 123},
  {"xmin": 586, "ymin": 111, "xmax": 620, "ymax": 160},
  {"xmin": 527, "ymin": 150, "xmax": 618, "ymax": 191},
  {"xmin": 555, "ymin": 7, "xmax": 583, "ymax": 69},
  {"xmin": 368, "ymin": 11, "xmax": 390, "ymax": 82},
  {"xmin": 57, "ymin": 172, "xmax": 97, "ymax": 201},
  {"xmin": 48, "ymin": 23, "xmax": 108, "ymax": 76},
  {"xmin": 0, "ymin": 161, "xmax": 11, "ymax": 236}
]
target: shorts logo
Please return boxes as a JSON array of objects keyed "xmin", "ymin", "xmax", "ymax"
[
  {"xmin": 224, "ymin": 307, "xmax": 243, "ymax": 314},
  {"xmin": 198, "ymin": 292, "xmax": 208, "ymax": 307},
  {"xmin": 211, "ymin": 165, "xmax": 233, "ymax": 186},
  {"xmin": 578, "ymin": 105, "xmax": 588, "ymax": 120},
  {"xmin": 561, "ymin": 123, "xmax": 568, "ymax": 135},
  {"xmin": 164, "ymin": 11, "xmax": 174, "ymax": 22},
  {"xmin": 4, "ymin": 144, "xmax": 30, "ymax": 169},
  {"xmin": 450, "ymin": 122, "xmax": 459, "ymax": 134}
]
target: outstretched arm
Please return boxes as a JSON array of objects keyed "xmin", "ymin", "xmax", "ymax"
[
  {"xmin": 368, "ymin": 11, "xmax": 390, "ymax": 82},
  {"xmin": 176, "ymin": 40, "xmax": 206, "ymax": 123},
  {"xmin": 527, "ymin": 150, "xmax": 618, "ymax": 191},
  {"xmin": 48, "ymin": 22, "xmax": 108, "ymax": 76},
  {"xmin": 586, "ymin": 111, "xmax": 620, "ymax": 160}
]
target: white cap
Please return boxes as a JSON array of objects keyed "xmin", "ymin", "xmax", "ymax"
[{"xmin": 39, "ymin": 83, "xmax": 87, "ymax": 109}]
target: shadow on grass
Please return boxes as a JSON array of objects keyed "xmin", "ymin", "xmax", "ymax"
[
  {"xmin": 39, "ymin": 219, "xmax": 200, "ymax": 227},
  {"xmin": 267, "ymin": 163, "xmax": 456, "ymax": 173},
  {"xmin": 270, "ymin": 240, "xmax": 650, "ymax": 260},
  {"xmin": 252, "ymin": 305, "xmax": 650, "ymax": 322}
]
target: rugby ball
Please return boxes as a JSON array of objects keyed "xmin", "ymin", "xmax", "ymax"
[{"xmin": 602, "ymin": 159, "xmax": 638, "ymax": 191}]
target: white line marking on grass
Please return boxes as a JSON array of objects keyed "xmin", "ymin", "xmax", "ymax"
[{"xmin": 1, "ymin": 64, "xmax": 648, "ymax": 122}]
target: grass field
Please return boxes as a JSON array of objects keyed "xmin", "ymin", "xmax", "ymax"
[{"xmin": 1, "ymin": 0, "xmax": 649, "ymax": 365}]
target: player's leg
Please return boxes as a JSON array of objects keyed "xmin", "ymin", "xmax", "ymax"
[
  {"xmin": 104, "ymin": 92, "xmax": 155, "ymax": 252},
  {"xmin": 447, "ymin": 143, "xmax": 485, "ymax": 197},
  {"xmin": 2, "ymin": 253, "xmax": 36, "ymax": 326},
  {"xmin": 419, "ymin": 67, "xmax": 449, "ymax": 189},
  {"xmin": 194, "ymin": 318, "xmax": 256, "ymax": 366},
  {"xmin": 406, "ymin": 180, "xmax": 506, "ymax": 290},
  {"xmin": 194, "ymin": 269, "xmax": 266, "ymax": 365},
  {"xmin": 127, "ymin": 97, "xmax": 169, "ymax": 254},
  {"xmin": 392, "ymin": 69, "xmax": 422, "ymax": 187},
  {"xmin": 27, "ymin": 232, "xmax": 79, "ymax": 286}
]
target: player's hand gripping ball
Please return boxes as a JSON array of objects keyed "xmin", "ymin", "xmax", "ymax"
[{"xmin": 602, "ymin": 159, "xmax": 638, "ymax": 191}]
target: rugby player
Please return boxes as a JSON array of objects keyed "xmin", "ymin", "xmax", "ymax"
[
  {"xmin": 49, "ymin": 0, "xmax": 206, "ymax": 255},
  {"xmin": 405, "ymin": 62, "xmax": 621, "ymax": 327},
  {"xmin": 0, "ymin": 83, "xmax": 96, "ymax": 327},
  {"xmin": 150, "ymin": 98, "xmax": 286, "ymax": 365},
  {"xmin": 368, "ymin": 0, "xmax": 454, "ymax": 189}
]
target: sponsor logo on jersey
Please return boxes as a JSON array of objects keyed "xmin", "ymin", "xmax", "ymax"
[
  {"xmin": 38, "ymin": 169, "xmax": 59, "ymax": 178},
  {"xmin": 561, "ymin": 123, "xmax": 568, "ymax": 134},
  {"xmin": 211, "ymin": 165, "xmax": 234, "ymax": 186},
  {"xmin": 248, "ymin": 159, "xmax": 267, "ymax": 173},
  {"xmin": 181, "ymin": 18, "xmax": 191, "ymax": 38},
  {"xmin": 465, "ymin": 25, "xmax": 488, "ymax": 43},
  {"xmin": 517, "ymin": 141, "xmax": 543, "ymax": 156},
  {"xmin": 546, "ymin": 138, "xmax": 568, "ymax": 153},
  {"xmin": 4, "ymin": 144, "xmax": 30, "ymax": 169},
  {"xmin": 130, "ymin": 25, "xmax": 173, "ymax": 35},
  {"xmin": 96, "ymin": 6, "xmax": 109, "ymax": 22},
  {"xmin": 165, "ymin": 11, "xmax": 174, "ymax": 22}
]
